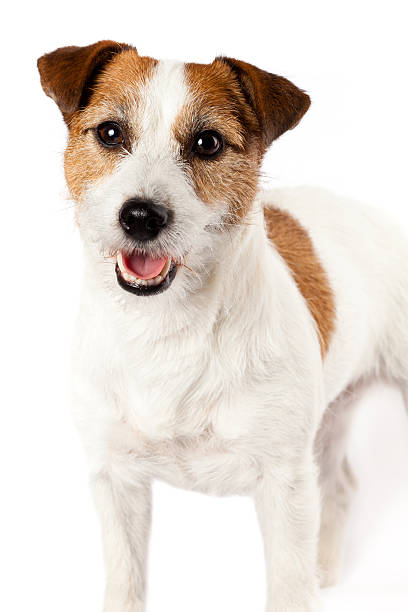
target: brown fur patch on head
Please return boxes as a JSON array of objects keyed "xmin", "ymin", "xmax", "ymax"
[
  {"xmin": 264, "ymin": 206, "xmax": 335, "ymax": 355},
  {"xmin": 37, "ymin": 41, "xmax": 134, "ymax": 122},
  {"xmin": 217, "ymin": 57, "xmax": 311, "ymax": 147},
  {"xmin": 63, "ymin": 51, "xmax": 157, "ymax": 200},
  {"xmin": 38, "ymin": 42, "xmax": 159, "ymax": 200},
  {"xmin": 177, "ymin": 59, "xmax": 310, "ymax": 225},
  {"xmin": 176, "ymin": 61, "xmax": 264, "ymax": 224}
]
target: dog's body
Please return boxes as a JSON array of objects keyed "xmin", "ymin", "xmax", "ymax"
[{"xmin": 38, "ymin": 42, "xmax": 408, "ymax": 612}]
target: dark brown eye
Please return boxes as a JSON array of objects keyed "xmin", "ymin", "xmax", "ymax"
[
  {"xmin": 193, "ymin": 130, "xmax": 223, "ymax": 158},
  {"xmin": 96, "ymin": 122, "xmax": 125, "ymax": 147}
]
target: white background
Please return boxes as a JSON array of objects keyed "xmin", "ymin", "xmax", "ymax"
[{"xmin": 1, "ymin": 1, "xmax": 408, "ymax": 611}]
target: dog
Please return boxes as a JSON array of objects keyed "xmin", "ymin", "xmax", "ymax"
[{"xmin": 38, "ymin": 40, "xmax": 408, "ymax": 612}]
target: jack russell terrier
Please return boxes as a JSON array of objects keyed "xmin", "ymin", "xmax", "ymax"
[{"xmin": 38, "ymin": 40, "xmax": 408, "ymax": 612}]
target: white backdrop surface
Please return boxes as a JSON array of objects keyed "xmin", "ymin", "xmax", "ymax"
[{"xmin": 1, "ymin": 2, "xmax": 408, "ymax": 611}]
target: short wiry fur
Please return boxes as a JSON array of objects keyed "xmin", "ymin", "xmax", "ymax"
[{"xmin": 38, "ymin": 41, "xmax": 408, "ymax": 612}]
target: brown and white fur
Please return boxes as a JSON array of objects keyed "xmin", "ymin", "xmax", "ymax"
[{"xmin": 38, "ymin": 41, "xmax": 408, "ymax": 612}]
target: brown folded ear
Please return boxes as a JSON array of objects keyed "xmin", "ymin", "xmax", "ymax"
[
  {"xmin": 37, "ymin": 40, "xmax": 134, "ymax": 122},
  {"xmin": 216, "ymin": 57, "xmax": 310, "ymax": 147}
]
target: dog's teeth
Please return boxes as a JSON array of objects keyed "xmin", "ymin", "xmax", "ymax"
[
  {"xmin": 117, "ymin": 251, "xmax": 125, "ymax": 273},
  {"xmin": 161, "ymin": 259, "xmax": 171, "ymax": 277},
  {"xmin": 146, "ymin": 275, "xmax": 164, "ymax": 287}
]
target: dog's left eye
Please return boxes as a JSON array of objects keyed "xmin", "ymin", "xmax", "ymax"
[
  {"xmin": 96, "ymin": 122, "xmax": 125, "ymax": 147},
  {"xmin": 193, "ymin": 131, "xmax": 224, "ymax": 158}
]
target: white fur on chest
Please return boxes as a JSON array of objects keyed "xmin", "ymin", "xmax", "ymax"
[
  {"xmin": 72, "ymin": 321, "xmax": 269, "ymax": 494},
  {"xmin": 120, "ymin": 330, "xmax": 257, "ymax": 441}
]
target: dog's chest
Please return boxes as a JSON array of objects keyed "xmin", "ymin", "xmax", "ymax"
[
  {"xmin": 112, "ymin": 335, "xmax": 263, "ymax": 494},
  {"xmin": 119, "ymin": 332, "xmax": 252, "ymax": 441}
]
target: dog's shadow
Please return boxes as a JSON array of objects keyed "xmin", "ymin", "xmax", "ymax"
[{"xmin": 342, "ymin": 382, "xmax": 408, "ymax": 578}]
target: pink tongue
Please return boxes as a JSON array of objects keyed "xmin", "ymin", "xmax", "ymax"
[{"xmin": 125, "ymin": 253, "xmax": 167, "ymax": 280}]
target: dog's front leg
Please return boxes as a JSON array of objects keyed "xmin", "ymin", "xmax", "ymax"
[
  {"xmin": 90, "ymin": 470, "xmax": 152, "ymax": 612},
  {"xmin": 254, "ymin": 458, "xmax": 321, "ymax": 612}
]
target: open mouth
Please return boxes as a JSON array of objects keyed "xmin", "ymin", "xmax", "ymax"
[{"xmin": 115, "ymin": 251, "xmax": 177, "ymax": 296}]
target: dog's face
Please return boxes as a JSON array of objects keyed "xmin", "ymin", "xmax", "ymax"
[{"xmin": 38, "ymin": 41, "xmax": 310, "ymax": 303}]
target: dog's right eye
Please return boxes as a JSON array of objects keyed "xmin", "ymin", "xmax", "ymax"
[{"xmin": 96, "ymin": 122, "xmax": 125, "ymax": 147}]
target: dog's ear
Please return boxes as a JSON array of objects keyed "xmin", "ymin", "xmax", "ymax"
[
  {"xmin": 216, "ymin": 57, "xmax": 310, "ymax": 147},
  {"xmin": 37, "ymin": 40, "xmax": 134, "ymax": 122}
]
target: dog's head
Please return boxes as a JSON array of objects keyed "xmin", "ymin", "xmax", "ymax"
[{"xmin": 38, "ymin": 41, "xmax": 310, "ymax": 303}]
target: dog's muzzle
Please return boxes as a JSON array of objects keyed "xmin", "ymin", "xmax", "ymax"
[{"xmin": 116, "ymin": 198, "xmax": 177, "ymax": 296}]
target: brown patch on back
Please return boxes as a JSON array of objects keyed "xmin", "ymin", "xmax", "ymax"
[
  {"xmin": 264, "ymin": 206, "xmax": 335, "ymax": 355},
  {"xmin": 64, "ymin": 51, "xmax": 157, "ymax": 200},
  {"xmin": 176, "ymin": 61, "xmax": 263, "ymax": 223}
]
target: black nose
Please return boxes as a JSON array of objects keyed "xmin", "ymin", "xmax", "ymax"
[{"xmin": 119, "ymin": 199, "xmax": 171, "ymax": 241}]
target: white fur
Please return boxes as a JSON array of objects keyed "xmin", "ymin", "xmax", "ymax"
[{"xmin": 69, "ymin": 61, "xmax": 408, "ymax": 612}]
